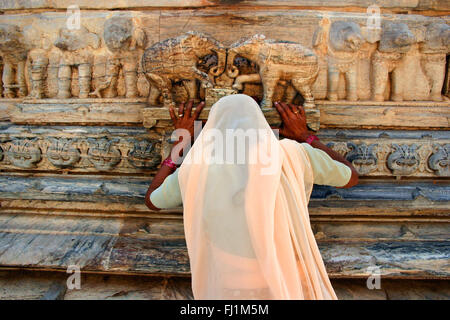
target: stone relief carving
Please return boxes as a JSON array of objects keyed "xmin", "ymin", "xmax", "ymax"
[
  {"xmin": 54, "ymin": 26, "xmax": 100, "ymax": 99},
  {"xmin": 90, "ymin": 17, "xmax": 146, "ymax": 99},
  {"xmin": 346, "ymin": 142, "xmax": 378, "ymax": 174},
  {"xmin": 127, "ymin": 139, "xmax": 162, "ymax": 169},
  {"xmin": 0, "ymin": 24, "xmax": 28, "ymax": 98},
  {"xmin": 419, "ymin": 23, "xmax": 450, "ymax": 102},
  {"xmin": 313, "ymin": 20, "xmax": 363, "ymax": 101},
  {"xmin": 46, "ymin": 138, "xmax": 81, "ymax": 168},
  {"xmin": 226, "ymin": 34, "xmax": 319, "ymax": 108},
  {"xmin": 387, "ymin": 144, "xmax": 421, "ymax": 175},
  {"xmin": 372, "ymin": 23, "xmax": 416, "ymax": 102},
  {"xmin": 0, "ymin": 16, "xmax": 447, "ymax": 105},
  {"xmin": 87, "ymin": 138, "xmax": 121, "ymax": 171},
  {"xmin": 428, "ymin": 143, "xmax": 449, "ymax": 176},
  {"xmin": 4, "ymin": 138, "xmax": 41, "ymax": 168},
  {"xmin": 142, "ymin": 31, "xmax": 226, "ymax": 107}
]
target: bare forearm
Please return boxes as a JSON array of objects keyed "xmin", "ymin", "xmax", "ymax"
[{"xmin": 144, "ymin": 140, "xmax": 189, "ymax": 210}]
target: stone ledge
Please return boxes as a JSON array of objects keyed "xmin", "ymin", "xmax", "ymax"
[{"xmin": 0, "ymin": 212, "xmax": 447, "ymax": 279}]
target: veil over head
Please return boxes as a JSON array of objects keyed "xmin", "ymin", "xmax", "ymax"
[{"xmin": 178, "ymin": 94, "xmax": 337, "ymax": 300}]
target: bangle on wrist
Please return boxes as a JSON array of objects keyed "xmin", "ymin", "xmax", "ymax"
[
  {"xmin": 305, "ymin": 134, "xmax": 319, "ymax": 145},
  {"xmin": 162, "ymin": 158, "xmax": 177, "ymax": 169}
]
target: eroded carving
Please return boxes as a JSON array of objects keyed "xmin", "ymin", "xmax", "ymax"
[
  {"xmin": 46, "ymin": 138, "xmax": 81, "ymax": 168},
  {"xmin": 142, "ymin": 31, "xmax": 226, "ymax": 107},
  {"xmin": 346, "ymin": 142, "xmax": 378, "ymax": 174},
  {"xmin": 5, "ymin": 138, "xmax": 41, "ymax": 168},
  {"xmin": 128, "ymin": 139, "xmax": 161, "ymax": 169},
  {"xmin": 387, "ymin": 144, "xmax": 420, "ymax": 175},
  {"xmin": 428, "ymin": 143, "xmax": 449, "ymax": 176},
  {"xmin": 87, "ymin": 138, "xmax": 121, "ymax": 170},
  {"xmin": 419, "ymin": 23, "xmax": 450, "ymax": 102},
  {"xmin": 91, "ymin": 17, "xmax": 146, "ymax": 99},
  {"xmin": 0, "ymin": 24, "xmax": 28, "ymax": 98},
  {"xmin": 227, "ymin": 34, "xmax": 319, "ymax": 108},
  {"xmin": 314, "ymin": 21, "xmax": 363, "ymax": 101},
  {"xmin": 54, "ymin": 26, "xmax": 100, "ymax": 99},
  {"xmin": 372, "ymin": 23, "xmax": 416, "ymax": 102}
]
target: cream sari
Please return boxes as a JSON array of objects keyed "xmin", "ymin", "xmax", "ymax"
[{"xmin": 178, "ymin": 94, "xmax": 337, "ymax": 300}]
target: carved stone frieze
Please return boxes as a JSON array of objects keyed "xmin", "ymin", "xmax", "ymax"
[
  {"xmin": 0, "ymin": 126, "xmax": 163, "ymax": 173},
  {"xmin": 324, "ymin": 136, "xmax": 449, "ymax": 177},
  {"xmin": 428, "ymin": 143, "xmax": 449, "ymax": 177},
  {"xmin": 4, "ymin": 138, "xmax": 42, "ymax": 168},
  {"xmin": 0, "ymin": 12, "xmax": 446, "ymax": 106}
]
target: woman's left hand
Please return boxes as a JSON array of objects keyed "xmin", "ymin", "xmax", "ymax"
[{"xmin": 169, "ymin": 100, "xmax": 205, "ymax": 142}]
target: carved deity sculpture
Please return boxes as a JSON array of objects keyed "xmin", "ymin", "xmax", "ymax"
[
  {"xmin": 226, "ymin": 35, "xmax": 319, "ymax": 108},
  {"xmin": 0, "ymin": 24, "xmax": 28, "ymax": 98},
  {"xmin": 90, "ymin": 17, "xmax": 146, "ymax": 98},
  {"xmin": 314, "ymin": 21, "xmax": 363, "ymax": 101},
  {"xmin": 54, "ymin": 26, "xmax": 100, "ymax": 99},
  {"xmin": 142, "ymin": 31, "xmax": 226, "ymax": 107},
  {"xmin": 372, "ymin": 23, "xmax": 416, "ymax": 102},
  {"xmin": 419, "ymin": 23, "xmax": 450, "ymax": 102}
]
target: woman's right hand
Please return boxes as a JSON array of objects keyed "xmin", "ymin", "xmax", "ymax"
[
  {"xmin": 273, "ymin": 101, "xmax": 311, "ymax": 142},
  {"xmin": 169, "ymin": 100, "xmax": 205, "ymax": 143}
]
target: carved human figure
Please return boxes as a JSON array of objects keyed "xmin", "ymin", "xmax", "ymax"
[
  {"xmin": 90, "ymin": 17, "xmax": 146, "ymax": 98},
  {"xmin": 372, "ymin": 23, "xmax": 416, "ymax": 102},
  {"xmin": 226, "ymin": 35, "xmax": 319, "ymax": 108},
  {"xmin": 313, "ymin": 21, "xmax": 363, "ymax": 101},
  {"xmin": 419, "ymin": 23, "xmax": 450, "ymax": 102},
  {"xmin": 0, "ymin": 24, "xmax": 28, "ymax": 98},
  {"xmin": 54, "ymin": 26, "xmax": 100, "ymax": 99},
  {"xmin": 142, "ymin": 31, "xmax": 226, "ymax": 107}
]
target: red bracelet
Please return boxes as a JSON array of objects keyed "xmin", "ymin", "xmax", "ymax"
[
  {"xmin": 162, "ymin": 158, "xmax": 177, "ymax": 169},
  {"xmin": 305, "ymin": 135, "xmax": 319, "ymax": 145}
]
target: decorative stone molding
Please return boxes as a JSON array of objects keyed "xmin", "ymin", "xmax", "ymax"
[
  {"xmin": 0, "ymin": 126, "xmax": 163, "ymax": 173},
  {"xmin": 0, "ymin": 12, "xmax": 447, "ymax": 110}
]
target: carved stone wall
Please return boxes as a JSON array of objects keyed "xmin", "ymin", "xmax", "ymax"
[{"xmin": 0, "ymin": 2, "xmax": 448, "ymax": 300}]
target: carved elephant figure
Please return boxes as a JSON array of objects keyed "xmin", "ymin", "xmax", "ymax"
[
  {"xmin": 227, "ymin": 34, "xmax": 319, "ymax": 108},
  {"xmin": 372, "ymin": 23, "xmax": 416, "ymax": 102},
  {"xmin": 90, "ymin": 17, "xmax": 147, "ymax": 98},
  {"xmin": 419, "ymin": 23, "xmax": 450, "ymax": 102},
  {"xmin": 23, "ymin": 27, "xmax": 52, "ymax": 99},
  {"xmin": 54, "ymin": 26, "xmax": 100, "ymax": 99},
  {"xmin": 142, "ymin": 31, "xmax": 226, "ymax": 107},
  {"xmin": 313, "ymin": 21, "xmax": 363, "ymax": 101},
  {"xmin": 0, "ymin": 24, "xmax": 28, "ymax": 98}
]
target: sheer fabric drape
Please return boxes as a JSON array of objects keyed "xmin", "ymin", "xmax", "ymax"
[{"xmin": 178, "ymin": 94, "xmax": 337, "ymax": 300}]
